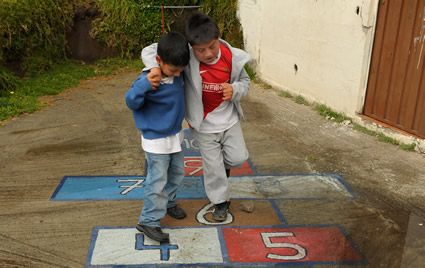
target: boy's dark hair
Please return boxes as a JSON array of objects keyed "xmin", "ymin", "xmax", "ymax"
[
  {"xmin": 157, "ymin": 32, "xmax": 190, "ymax": 67},
  {"xmin": 185, "ymin": 12, "xmax": 220, "ymax": 45}
]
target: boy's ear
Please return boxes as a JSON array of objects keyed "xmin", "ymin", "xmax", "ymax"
[{"xmin": 156, "ymin": 56, "xmax": 162, "ymax": 65}]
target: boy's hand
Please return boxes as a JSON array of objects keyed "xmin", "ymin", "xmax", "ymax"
[
  {"xmin": 147, "ymin": 68, "xmax": 161, "ymax": 90},
  {"xmin": 221, "ymin": 83, "xmax": 233, "ymax": 101}
]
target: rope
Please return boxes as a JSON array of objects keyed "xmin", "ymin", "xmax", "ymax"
[
  {"xmin": 161, "ymin": 6, "xmax": 165, "ymax": 35},
  {"xmin": 143, "ymin": 5, "xmax": 202, "ymax": 35}
]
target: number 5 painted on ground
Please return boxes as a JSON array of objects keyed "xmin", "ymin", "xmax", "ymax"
[{"xmin": 260, "ymin": 232, "xmax": 307, "ymax": 260}]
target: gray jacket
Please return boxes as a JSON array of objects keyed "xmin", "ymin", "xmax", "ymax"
[{"xmin": 141, "ymin": 39, "xmax": 251, "ymax": 131}]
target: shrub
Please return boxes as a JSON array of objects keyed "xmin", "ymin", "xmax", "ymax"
[
  {"xmin": 90, "ymin": 0, "xmax": 243, "ymax": 59},
  {"xmin": 0, "ymin": 67, "xmax": 21, "ymax": 95},
  {"xmin": 0, "ymin": 0, "xmax": 75, "ymax": 75},
  {"xmin": 0, "ymin": 0, "xmax": 244, "ymax": 93}
]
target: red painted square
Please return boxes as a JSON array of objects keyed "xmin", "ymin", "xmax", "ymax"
[
  {"xmin": 222, "ymin": 226, "xmax": 362, "ymax": 263},
  {"xmin": 184, "ymin": 157, "xmax": 203, "ymax": 176},
  {"xmin": 184, "ymin": 157, "xmax": 254, "ymax": 176}
]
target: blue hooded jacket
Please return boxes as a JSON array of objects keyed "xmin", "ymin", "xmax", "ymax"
[{"xmin": 125, "ymin": 72, "xmax": 185, "ymax": 139}]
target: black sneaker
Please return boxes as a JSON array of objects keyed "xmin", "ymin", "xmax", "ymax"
[
  {"xmin": 136, "ymin": 224, "xmax": 169, "ymax": 243},
  {"xmin": 167, "ymin": 205, "xmax": 187, "ymax": 219},
  {"xmin": 213, "ymin": 201, "xmax": 230, "ymax": 221}
]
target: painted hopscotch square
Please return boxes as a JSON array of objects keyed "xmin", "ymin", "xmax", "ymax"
[
  {"xmin": 86, "ymin": 225, "xmax": 365, "ymax": 267},
  {"xmin": 86, "ymin": 227, "xmax": 223, "ymax": 266},
  {"xmin": 181, "ymin": 128, "xmax": 200, "ymax": 156},
  {"xmin": 51, "ymin": 175, "xmax": 353, "ymax": 201},
  {"xmin": 222, "ymin": 226, "xmax": 364, "ymax": 264},
  {"xmin": 51, "ymin": 176, "xmax": 206, "ymax": 201},
  {"xmin": 161, "ymin": 199, "xmax": 284, "ymax": 227},
  {"xmin": 184, "ymin": 157, "xmax": 255, "ymax": 176},
  {"xmin": 229, "ymin": 175, "xmax": 354, "ymax": 199},
  {"xmin": 181, "ymin": 128, "xmax": 256, "ymax": 176}
]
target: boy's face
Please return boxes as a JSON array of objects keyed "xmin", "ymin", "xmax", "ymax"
[
  {"xmin": 156, "ymin": 56, "xmax": 184, "ymax": 78},
  {"xmin": 191, "ymin": 39, "xmax": 220, "ymax": 64}
]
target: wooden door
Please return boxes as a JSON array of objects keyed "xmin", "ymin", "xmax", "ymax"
[{"xmin": 364, "ymin": 0, "xmax": 425, "ymax": 138}]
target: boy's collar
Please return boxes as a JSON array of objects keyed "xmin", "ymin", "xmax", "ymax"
[{"xmin": 160, "ymin": 76, "xmax": 174, "ymax": 84}]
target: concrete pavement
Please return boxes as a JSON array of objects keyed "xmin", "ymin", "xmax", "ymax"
[{"xmin": 0, "ymin": 72, "xmax": 424, "ymax": 267}]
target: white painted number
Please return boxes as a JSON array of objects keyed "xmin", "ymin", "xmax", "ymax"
[
  {"xmin": 196, "ymin": 202, "xmax": 233, "ymax": 225},
  {"xmin": 182, "ymin": 138, "xmax": 199, "ymax": 150},
  {"xmin": 261, "ymin": 232, "xmax": 307, "ymax": 260},
  {"xmin": 184, "ymin": 158, "xmax": 203, "ymax": 176},
  {"xmin": 116, "ymin": 179, "xmax": 145, "ymax": 195}
]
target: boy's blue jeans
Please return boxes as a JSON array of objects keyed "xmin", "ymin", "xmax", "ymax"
[{"xmin": 138, "ymin": 151, "xmax": 185, "ymax": 227}]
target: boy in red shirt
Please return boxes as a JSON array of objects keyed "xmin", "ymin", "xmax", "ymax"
[{"xmin": 142, "ymin": 12, "xmax": 251, "ymax": 222}]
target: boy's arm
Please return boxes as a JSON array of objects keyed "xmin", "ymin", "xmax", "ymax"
[
  {"xmin": 227, "ymin": 67, "xmax": 250, "ymax": 101},
  {"xmin": 125, "ymin": 74, "xmax": 155, "ymax": 110},
  {"xmin": 141, "ymin": 43, "xmax": 161, "ymax": 88},
  {"xmin": 141, "ymin": 43, "xmax": 160, "ymax": 71}
]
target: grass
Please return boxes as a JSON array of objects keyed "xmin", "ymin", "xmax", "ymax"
[
  {"xmin": 313, "ymin": 104, "xmax": 350, "ymax": 123},
  {"xmin": 275, "ymin": 88, "xmax": 308, "ymax": 104},
  {"xmin": 353, "ymin": 123, "xmax": 417, "ymax": 151},
  {"xmin": 311, "ymin": 104, "xmax": 413, "ymax": 150},
  {"xmin": 399, "ymin": 143, "xmax": 416, "ymax": 151},
  {"xmin": 307, "ymin": 155, "xmax": 317, "ymax": 161},
  {"xmin": 263, "ymin": 84, "xmax": 272, "ymax": 90},
  {"xmin": 0, "ymin": 58, "xmax": 143, "ymax": 122},
  {"xmin": 244, "ymin": 65, "xmax": 259, "ymax": 83},
  {"xmin": 295, "ymin": 95, "xmax": 310, "ymax": 106},
  {"xmin": 278, "ymin": 91, "xmax": 292, "ymax": 98},
  {"xmin": 352, "ymin": 123, "xmax": 399, "ymax": 145}
]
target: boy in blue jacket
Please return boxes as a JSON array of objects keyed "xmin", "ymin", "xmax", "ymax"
[{"xmin": 125, "ymin": 32, "xmax": 189, "ymax": 243}]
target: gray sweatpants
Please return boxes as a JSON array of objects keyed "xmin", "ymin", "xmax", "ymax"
[{"xmin": 191, "ymin": 121, "xmax": 249, "ymax": 204}]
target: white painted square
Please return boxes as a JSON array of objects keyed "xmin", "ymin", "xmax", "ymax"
[{"xmin": 89, "ymin": 227, "xmax": 223, "ymax": 265}]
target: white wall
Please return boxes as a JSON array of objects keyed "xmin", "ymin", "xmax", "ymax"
[{"xmin": 238, "ymin": 0, "xmax": 379, "ymax": 118}]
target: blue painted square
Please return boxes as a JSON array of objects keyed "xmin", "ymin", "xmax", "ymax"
[
  {"xmin": 51, "ymin": 176, "xmax": 207, "ymax": 201},
  {"xmin": 181, "ymin": 129, "xmax": 201, "ymax": 156}
]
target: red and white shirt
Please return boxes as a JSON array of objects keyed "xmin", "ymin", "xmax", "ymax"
[{"xmin": 199, "ymin": 44, "xmax": 239, "ymax": 133}]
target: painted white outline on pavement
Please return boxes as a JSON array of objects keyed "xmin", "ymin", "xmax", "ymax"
[{"xmin": 196, "ymin": 202, "xmax": 234, "ymax": 225}]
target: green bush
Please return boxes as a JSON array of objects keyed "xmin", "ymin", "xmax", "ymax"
[
  {"xmin": 1, "ymin": 0, "xmax": 243, "ymax": 72},
  {"xmin": 90, "ymin": 0, "xmax": 243, "ymax": 59},
  {"xmin": 0, "ymin": 0, "xmax": 244, "ymax": 93},
  {"xmin": 91, "ymin": 0, "xmax": 197, "ymax": 58},
  {"xmin": 0, "ymin": 67, "xmax": 21, "ymax": 96},
  {"xmin": 0, "ymin": 0, "xmax": 74, "ymax": 74}
]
